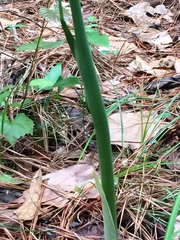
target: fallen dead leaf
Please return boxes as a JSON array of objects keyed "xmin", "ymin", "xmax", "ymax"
[
  {"xmin": 108, "ymin": 111, "xmax": 167, "ymax": 149},
  {"xmin": 124, "ymin": 2, "xmax": 173, "ymax": 25},
  {"xmin": 127, "ymin": 55, "xmax": 179, "ymax": 76},
  {"xmin": 15, "ymin": 169, "xmax": 42, "ymax": 221},
  {"xmin": 42, "ymin": 164, "xmax": 98, "ymax": 208},
  {"xmin": 138, "ymin": 30, "xmax": 173, "ymax": 50}
]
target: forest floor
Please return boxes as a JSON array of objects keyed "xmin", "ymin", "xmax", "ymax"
[{"xmin": 0, "ymin": 0, "xmax": 180, "ymax": 239}]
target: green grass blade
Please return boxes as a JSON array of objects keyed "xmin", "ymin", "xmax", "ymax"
[
  {"xmin": 164, "ymin": 191, "xmax": 180, "ymax": 240},
  {"xmin": 94, "ymin": 172, "xmax": 117, "ymax": 239}
]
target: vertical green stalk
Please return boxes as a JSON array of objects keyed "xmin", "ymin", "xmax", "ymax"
[
  {"xmin": 164, "ymin": 191, "xmax": 180, "ymax": 240},
  {"xmin": 67, "ymin": 0, "xmax": 117, "ymax": 235}
]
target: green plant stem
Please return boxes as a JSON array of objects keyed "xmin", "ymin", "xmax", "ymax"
[
  {"xmin": 164, "ymin": 191, "xmax": 180, "ymax": 240},
  {"xmin": 68, "ymin": 0, "xmax": 117, "ymax": 234}
]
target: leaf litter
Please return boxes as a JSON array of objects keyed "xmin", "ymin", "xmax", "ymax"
[{"xmin": 0, "ymin": 0, "xmax": 179, "ymax": 239}]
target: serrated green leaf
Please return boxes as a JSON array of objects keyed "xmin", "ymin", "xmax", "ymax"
[
  {"xmin": 87, "ymin": 30, "xmax": 109, "ymax": 47},
  {"xmin": 0, "ymin": 173, "xmax": 22, "ymax": 184},
  {"xmin": 0, "ymin": 113, "xmax": 34, "ymax": 146}
]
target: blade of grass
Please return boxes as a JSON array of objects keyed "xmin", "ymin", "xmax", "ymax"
[
  {"xmin": 164, "ymin": 191, "xmax": 180, "ymax": 240},
  {"xmin": 94, "ymin": 171, "xmax": 117, "ymax": 239}
]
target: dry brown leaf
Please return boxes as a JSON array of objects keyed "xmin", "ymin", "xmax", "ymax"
[
  {"xmin": 127, "ymin": 55, "xmax": 176, "ymax": 76},
  {"xmin": 42, "ymin": 164, "xmax": 98, "ymax": 208},
  {"xmin": 124, "ymin": 2, "xmax": 173, "ymax": 25},
  {"xmin": 108, "ymin": 111, "xmax": 167, "ymax": 149},
  {"xmin": 15, "ymin": 169, "xmax": 42, "ymax": 221},
  {"xmin": 138, "ymin": 31, "xmax": 173, "ymax": 50},
  {"xmin": 60, "ymin": 88, "xmax": 83, "ymax": 99}
]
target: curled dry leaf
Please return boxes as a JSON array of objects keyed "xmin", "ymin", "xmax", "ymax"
[{"xmin": 15, "ymin": 169, "xmax": 42, "ymax": 221}]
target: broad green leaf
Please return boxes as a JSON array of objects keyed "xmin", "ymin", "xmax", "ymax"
[
  {"xmin": 0, "ymin": 91, "xmax": 11, "ymax": 105},
  {"xmin": 0, "ymin": 113, "xmax": 34, "ymax": 146},
  {"xmin": 0, "ymin": 84, "xmax": 14, "ymax": 94},
  {"xmin": 99, "ymin": 50, "xmax": 110, "ymax": 56},
  {"xmin": 16, "ymin": 37, "xmax": 64, "ymax": 51},
  {"xmin": 16, "ymin": 37, "xmax": 42, "ymax": 51},
  {"xmin": 54, "ymin": 76, "xmax": 81, "ymax": 92},
  {"xmin": 30, "ymin": 63, "xmax": 61, "ymax": 90},
  {"xmin": 7, "ymin": 23, "xmax": 25, "ymax": 31},
  {"xmin": 93, "ymin": 172, "xmax": 117, "ymax": 239},
  {"xmin": 45, "ymin": 63, "xmax": 62, "ymax": 83},
  {"xmin": 30, "ymin": 79, "xmax": 54, "ymax": 90},
  {"xmin": 40, "ymin": 40, "xmax": 64, "ymax": 50},
  {"xmin": 87, "ymin": 30, "xmax": 109, "ymax": 47},
  {"xmin": 85, "ymin": 24, "xmax": 98, "ymax": 31},
  {"xmin": 0, "ymin": 173, "xmax": 22, "ymax": 184}
]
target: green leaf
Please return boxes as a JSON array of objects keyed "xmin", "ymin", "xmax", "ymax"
[
  {"xmin": 39, "ymin": 3, "xmax": 72, "ymax": 23},
  {"xmin": 30, "ymin": 63, "xmax": 62, "ymax": 90},
  {"xmin": 85, "ymin": 23, "xmax": 98, "ymax": 31},
  {"xmin": 16, "ymin": 37, "xmax": 41, "ymax": 51},
  {"xmin": 45, "ymin": 63, "xmax": 62, "ymax": 83},
  {"xmin": 93, "ymin": 172, "xmax": 117, "ymax": 239},
  {"xmin": 86, "ymin": 30, "xmax": 109, "ymax": 47},
  {"xmin": 10, "ymin": 99, "xmax": 32, "ymax": 108},
  {"xmin": 0, "ymin": 91, "xmax": 11, "ymax": 106},
  {"xmin": 30, "ymin": 79, "xmax": 55, "ymax": 90},
  {"xmin": 7, "ymin": 23, "xmax": 25, "ymax": 31},
  {"xmin": 40, "ymin": 40, "xmax": 64, "ymax": 49},
  {"xmin": 0, "ymin": 85, "xmax": 14, "ymax": 94},
  {"xmin": 0, "ymin": 173, "xmax": 22, "ymax": 184},
  {"xmin": 40, "ymin": 6, "xmax": 61, "ymax": 24},
  {"xmin": 54, "ymin": 76, "xmax": 81, "ymax": 92},
  {"xmin": 16, "ymin": 37, "xmax": 64, "ymax": 51},
  {"xmin": 0, "ymin": 113, "xmax": 34, "ymax": 146},
  {"xmin": 84, "ymin": 16, "xmax": 98, "ymax": 23}
]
